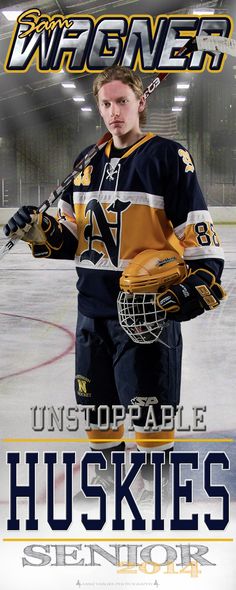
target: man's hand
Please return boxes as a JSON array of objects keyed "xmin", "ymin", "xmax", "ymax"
[
  {"xmin": 156, "ymin": 268, "xmax": 227, "ymax": 321},
  {"xmin": 3, "ymin": 205, "xmax": 63, "ymax": 257}
]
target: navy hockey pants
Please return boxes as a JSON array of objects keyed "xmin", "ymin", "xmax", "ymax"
[{"xmin": 75, "ymin": 310, "xmax": 182, "ymax": 428}]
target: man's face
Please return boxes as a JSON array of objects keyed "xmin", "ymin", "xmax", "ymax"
[{"xmin": 97, "ymin": 80, "xmax": 145, "ymax": 138}]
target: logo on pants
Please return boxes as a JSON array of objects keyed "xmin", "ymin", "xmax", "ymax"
[
  {"xmin": 131, "ymin": 396, "xmax": 159, "ymax": 406},
  {"xmin": 75, "ymin": 374, "xmax": 92, "ymax": 397}
]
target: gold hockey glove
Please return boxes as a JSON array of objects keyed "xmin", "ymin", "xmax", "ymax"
[
  {"xmin": 3, "ymin": 205, "xmax": 64, "ymax": 258},
  {"xmin": 156, "ymin": 268, "xmax": 227, "ymax": 321}
]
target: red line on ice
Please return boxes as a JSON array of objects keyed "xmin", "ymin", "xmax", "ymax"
[{"xmin": 0, "ymin": 312, "xmax": 75, "ymax": 380}]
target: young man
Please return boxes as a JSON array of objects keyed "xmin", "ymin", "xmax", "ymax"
[{"xmin": 4, "ymin": 66, "xmax": 225, "ymax": 505}]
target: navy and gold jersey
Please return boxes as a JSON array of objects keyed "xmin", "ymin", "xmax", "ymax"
[{"xmin": 56, "ymin": 133, "xmax": 224, "ymax": 317}]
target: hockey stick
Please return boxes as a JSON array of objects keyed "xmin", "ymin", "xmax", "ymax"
[
  {"xmin": 0, "ymin": 131, "xmax": 111, "ymax": 260},
  {"xmin": 0, "ymin": 34, "xmax": 234, "ymax": 260},
  {"xmin": 143, "ymin": 35, "xmax": 236, "ymax": 98},
  {"xmin": 196, "ymin": 35, "xmax": 236, "ymax": 57}
]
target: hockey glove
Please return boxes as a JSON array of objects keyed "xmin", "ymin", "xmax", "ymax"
[
  {"xmin": 3, "ymin": 205, "xmax": 64, "ymax": 258},
  {"xmin": 156, "ymin": 268, "xmax": 227, "ymax": 322}
]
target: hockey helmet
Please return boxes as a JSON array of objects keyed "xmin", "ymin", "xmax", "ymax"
[{"xmin": 117, "ymin": 249, "xmax": 187, "ymax": 344}]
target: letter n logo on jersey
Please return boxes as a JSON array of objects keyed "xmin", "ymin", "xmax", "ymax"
[{"xmin": 80, "ymin": 198, "xmax": 131, "ymax": 267}]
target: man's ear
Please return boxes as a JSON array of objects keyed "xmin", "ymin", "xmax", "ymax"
[{"xmin": 138, "ymin": 95, "xmax": 146, "ymax": 113}]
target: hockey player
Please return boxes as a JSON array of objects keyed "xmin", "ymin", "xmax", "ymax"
[{"xmin": 4, "ymin": 66, "xmax": 225, "ymax": 507}]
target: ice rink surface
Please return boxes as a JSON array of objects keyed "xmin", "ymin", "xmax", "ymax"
[
  {"xmin": 1, "ymin": 225, "xmax": 235, "ymax": 435},
  {"xmin": 0, "ymin": 225, "xmax": 235, "ymax": 590}
]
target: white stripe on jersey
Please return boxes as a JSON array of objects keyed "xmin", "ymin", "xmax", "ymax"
[
  {"xmin": 184, "ymin": 245, "xmax": 225, "ymax": 260},
  {"xmin": 73, "ymin": 190, "xmax": 165, "ymax": 209},
  {"xmin": 58, "ymin": 198, "xmax": 75, "ymax": 218},
  {"xmin": 60, "ymin": 218, "xmax": 78, "ymax": 238},
  {"xmin": 75, "ymin": 255, "xmax": 130, "ymax": 271},
  {"xmin": 58, "ymin": 198, "xmax": 78, "ymax": 238},
  {"xmin": 174, "ymin": 209, "xmax": 213, "ymax": 238}
]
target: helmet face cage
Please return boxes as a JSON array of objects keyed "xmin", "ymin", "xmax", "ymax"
[{"xmin": 117, "ymin": 291, "xmax": 167, "ymax": 344}]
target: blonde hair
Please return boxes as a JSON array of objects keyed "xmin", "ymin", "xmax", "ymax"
[{"xmin": 93, "ymin": 65, "xmax": 147, "ymax": 125}]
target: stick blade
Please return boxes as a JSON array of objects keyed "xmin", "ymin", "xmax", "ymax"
[
  {"xmin": 0, "ymin": 237, "xmax": 19, "ymax": 260},
  {"xmin": 196, "ymin": 35, "xmax": 236, "ymax": 57}
]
